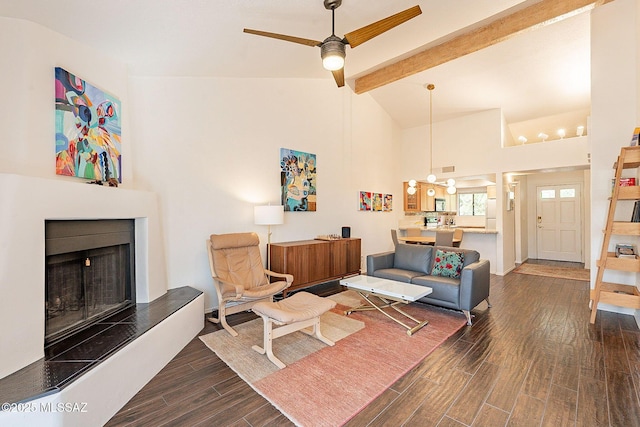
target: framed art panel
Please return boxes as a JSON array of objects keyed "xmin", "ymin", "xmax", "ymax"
[
  {"xmin": 55, "ymin": 67, "xmax": 122, "ymax": 182},
  {"xmin": 280, "ymin": 148, "xmax": 316, "ymax": 211}
]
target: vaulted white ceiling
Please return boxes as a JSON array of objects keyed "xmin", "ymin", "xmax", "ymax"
[{"xmin": 0, "ymin": 0, "xmax": 591, "ymax": 141}]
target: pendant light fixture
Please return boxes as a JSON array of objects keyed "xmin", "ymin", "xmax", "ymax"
[
  {"xmin": 428, "ymin": 84, "xmax": 457, "ymax": 195},
  {"xmin": 425, "ymin": 84, "xmax": 437, "ymax": 197},
  {"xmin": 406, "ymin": 83, "xmax": 456, "ymax": 196}
]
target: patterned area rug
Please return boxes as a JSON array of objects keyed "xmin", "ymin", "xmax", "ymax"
[
  {"xmin": 199, "ymin": 291, "xmax": 467, "ymax": 426},
  {"xmin": 513, "ymin": 263, "xmax": 590, "ymax": 281}
]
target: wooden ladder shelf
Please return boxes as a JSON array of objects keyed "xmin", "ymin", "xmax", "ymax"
[{"xmin": 590, "ymin": 146, "xmax": 640, "ymax": 323}]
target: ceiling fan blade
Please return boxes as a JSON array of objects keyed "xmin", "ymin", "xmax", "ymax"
[
  {"xmin": 331, "ymin": 68, "xmax": 345, "ymax": 87},
  {"xmin": 243, "ymin": 29, "xmax": 322, "ymax": 47},
  {"xmin": 343, "ymin": 5, "xmax": 422, "ymax": 48}
]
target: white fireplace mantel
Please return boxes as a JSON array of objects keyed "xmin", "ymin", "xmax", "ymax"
[{"xmin": 0, "ymin": 173, "xmax": 168, "ymax": 380}]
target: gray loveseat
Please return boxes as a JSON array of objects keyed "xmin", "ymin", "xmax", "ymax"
[{"xmin": 366, "ymin": 243, "xmax": 491, "ymax": 325}]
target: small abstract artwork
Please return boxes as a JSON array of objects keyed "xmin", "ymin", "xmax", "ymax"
[
  {"xmin": 359, "ymin": 191, "xmax": 371, "ymax": 211},
  {"xmin": 55, "ymin": 67, "xmax": 122, "ymax": 182},
  {"xmin": 384, "ymin": 194, "xmax": 393, "ymax": 211},
  {"xmin": 373, "ymin": 193, "xmax": 383, "ymax": 211},
  {"xmin": 280, "ymin": 148, "xmax": 316, "ymax": 211},
  {"xmin": 359, "ymin": 191, "xmax": 392, "ymax": 212}
]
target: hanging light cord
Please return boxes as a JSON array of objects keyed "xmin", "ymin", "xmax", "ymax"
[{"xmin": 428, "ymin": 84, "xmax": 433, "ymax": 176}]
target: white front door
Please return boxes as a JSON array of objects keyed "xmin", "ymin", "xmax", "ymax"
[{"xmin": 536, "ymin": 184, "xmax": 582, "ymax": 262}]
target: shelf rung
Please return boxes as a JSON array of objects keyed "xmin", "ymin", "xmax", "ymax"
[
  {"xmin": 620, "ymin": 146, "xmax": 640, "ymax": 168},
  {"xmin": 598, "ymin": 290, "xmax": 640, "ymax": 309},
  {"xmin": 602, "ymin": 254, "xmax": 640, "ymax": 272},
  {"xmin": 591, "ymin": 282, "xmax": 640, "ymax": 309},
  {"xmin": 617, "ymin": 186, "xmax": 640, "ymax": 200},
  {"xmin": 611, "ymin": 222, "xmax": 640, "ymax": 235}
]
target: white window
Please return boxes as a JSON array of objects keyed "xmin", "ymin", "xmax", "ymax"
[
  {"xmin": 458, "ymin": 193, "xmax": 487, "ymax": 216},
  {"xmin": 560, "ymin": 188, "xmax": 575, "ymax": 198},
  {"xmin": 540, "ymin": 189, "xmax": 556, "ymax": 199}
]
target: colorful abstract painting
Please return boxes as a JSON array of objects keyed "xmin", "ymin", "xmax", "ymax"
[
  {"xmin": 280, "ymin": 148, "xmax": 316, "ymax": 211},
  {"xmin": 373, "ymin": 193, "xmax": 383, "ymax": 211},
  {"xmin": 55, "ymin": 67, "xmax": 122, "ymax": 182},
  {"xmin": 384, "ymin": 194, "xmax": 393, "ymax": 211},
  {"xmin": 359, "ymin": 191, "xmax": 371, "ymax": 211}
]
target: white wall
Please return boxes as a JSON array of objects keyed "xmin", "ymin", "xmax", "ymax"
[
  {"xmin": 590, "ymin": 0, "xmax": 640, "ymax": 317},
  {"xmin": 128, "ymin": 77, "xmax": 402, "ymax": 311},
  {"xmin": 0, "ymin": 17, "xmax": 132, "ymax": 184}
]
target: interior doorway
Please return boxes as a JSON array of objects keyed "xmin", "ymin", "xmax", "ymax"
[{"xmin": 535, "ymin": 184, "xmax": 583, "ymax": 262}]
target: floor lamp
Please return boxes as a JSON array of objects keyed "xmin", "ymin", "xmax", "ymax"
[{"xmin": 254, "ymin": 205, "xmax": 284, "ymax": 270}]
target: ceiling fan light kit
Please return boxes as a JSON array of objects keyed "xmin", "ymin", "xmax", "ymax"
[
  {"xmin": 243, "ymin": 1, "xmax": 422, "ymax": 87},
  {"xmin": 321, "ymin": 35, "xmax": 346, "ymax": 71}
]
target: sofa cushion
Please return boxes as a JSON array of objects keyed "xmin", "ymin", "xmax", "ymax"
[
  {"xmin": 431, "ymin": 249, "xmax": 464, "ymax": 279},
  {"xmin": 373, "ymin": 268, "xmax": 422, "ymax": 283},
  {"xmin": 393, "ymin": 243, "xmax": 432, "ymax": 275},
  {"xmin": 433, "ymin": 246, "xmax": 480, "ymax": 268},
  {"xmin": 412, "ymin": 275, "xmax": 460, "ymax": 304}
]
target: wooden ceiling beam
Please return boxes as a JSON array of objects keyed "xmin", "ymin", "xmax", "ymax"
[{"xmin": 353, "ymin": 0, "xmax": 615, "ymax": 94}]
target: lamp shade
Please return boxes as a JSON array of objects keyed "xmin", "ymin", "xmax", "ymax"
[{"xmin": 254, "ymin": 205, "xmax": 284, "ymax": 225}]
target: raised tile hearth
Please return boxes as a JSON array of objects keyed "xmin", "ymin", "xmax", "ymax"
[{"xmin": 0, "ymin": 287, "xmax": 202, "ymax": 405}]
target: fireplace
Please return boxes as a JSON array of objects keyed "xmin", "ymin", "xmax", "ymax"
[{"xmin": 45, "ymin": 219, "xmax": 135, "ymax": 346}]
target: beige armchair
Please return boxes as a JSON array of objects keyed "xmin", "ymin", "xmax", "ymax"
[{"xmin": 207, "ymin": 232, "xmax": 293, "ymax": 336}]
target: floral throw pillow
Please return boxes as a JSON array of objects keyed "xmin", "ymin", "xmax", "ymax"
[{"xmin": 431, "ymin": 249, "xmax": 465, "ymax": 279}]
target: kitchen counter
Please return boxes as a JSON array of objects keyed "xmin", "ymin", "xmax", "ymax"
[{"xmin": 399, "ymin": 226, "xmax": 498, "ymax": 234}]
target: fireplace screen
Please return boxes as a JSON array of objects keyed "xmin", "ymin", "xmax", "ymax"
[{"xmin": 45, "ymin": 220, "xmax": 135, "ymax": 345}]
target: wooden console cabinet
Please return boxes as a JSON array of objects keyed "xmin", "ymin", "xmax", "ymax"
[{"xmin": 269, "ymin": 238, "xmax": 361, "ymax": 296}]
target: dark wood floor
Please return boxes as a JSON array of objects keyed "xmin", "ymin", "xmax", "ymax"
[{"xmin": 107, "ymin": 262, "xmax": 640, "ymax": 427}]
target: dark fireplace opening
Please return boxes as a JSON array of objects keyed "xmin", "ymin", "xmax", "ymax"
[{"xmin": 45, "ymin": 219, "xmax": 135, "ymax": 347}]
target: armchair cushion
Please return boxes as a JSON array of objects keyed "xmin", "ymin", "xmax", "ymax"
[
  {"xmin": 210, "ymin": 233, "xmax": 268, "ymax": 289},
  {"xmin": 242, "ymin": 281, "xmax": 290, "ymax": 299}
]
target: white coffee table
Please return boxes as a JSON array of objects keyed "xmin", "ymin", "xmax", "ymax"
[{"xmin": 339, "ymin": 275, "xmax": 433, "ymax": 336}]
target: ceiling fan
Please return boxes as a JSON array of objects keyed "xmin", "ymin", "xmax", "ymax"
[{"xmin": 243, "ymin": 0, "xmax": 422, "ymax": 87}]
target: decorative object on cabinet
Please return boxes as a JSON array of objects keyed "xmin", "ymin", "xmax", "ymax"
[
  {"xmin": 590, "ymin": 145, "xmax": 640, "ymax": 324},
  {"xmin": 280, "ymin": 148, "xmax": 316, "ymax": 212},
  {"xmin": 55, "ymin": 67, "xmax": 122, "ymax": 183},
  {"xmin": 270, "ymin": 238, "xmax": 361, "ymax": 297}
]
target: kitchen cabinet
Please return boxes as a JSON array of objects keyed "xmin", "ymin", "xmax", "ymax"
[
  {"xmin": 403, "ymin": 181, "xmax": 421, "ymax": 212},
  {"xmin": 405, "ymin": 183, "xmax": 446, "ymax": 212},
  {"xmin": 270, "ymin": 238, "xmax": 361, "ymax": 297}
]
